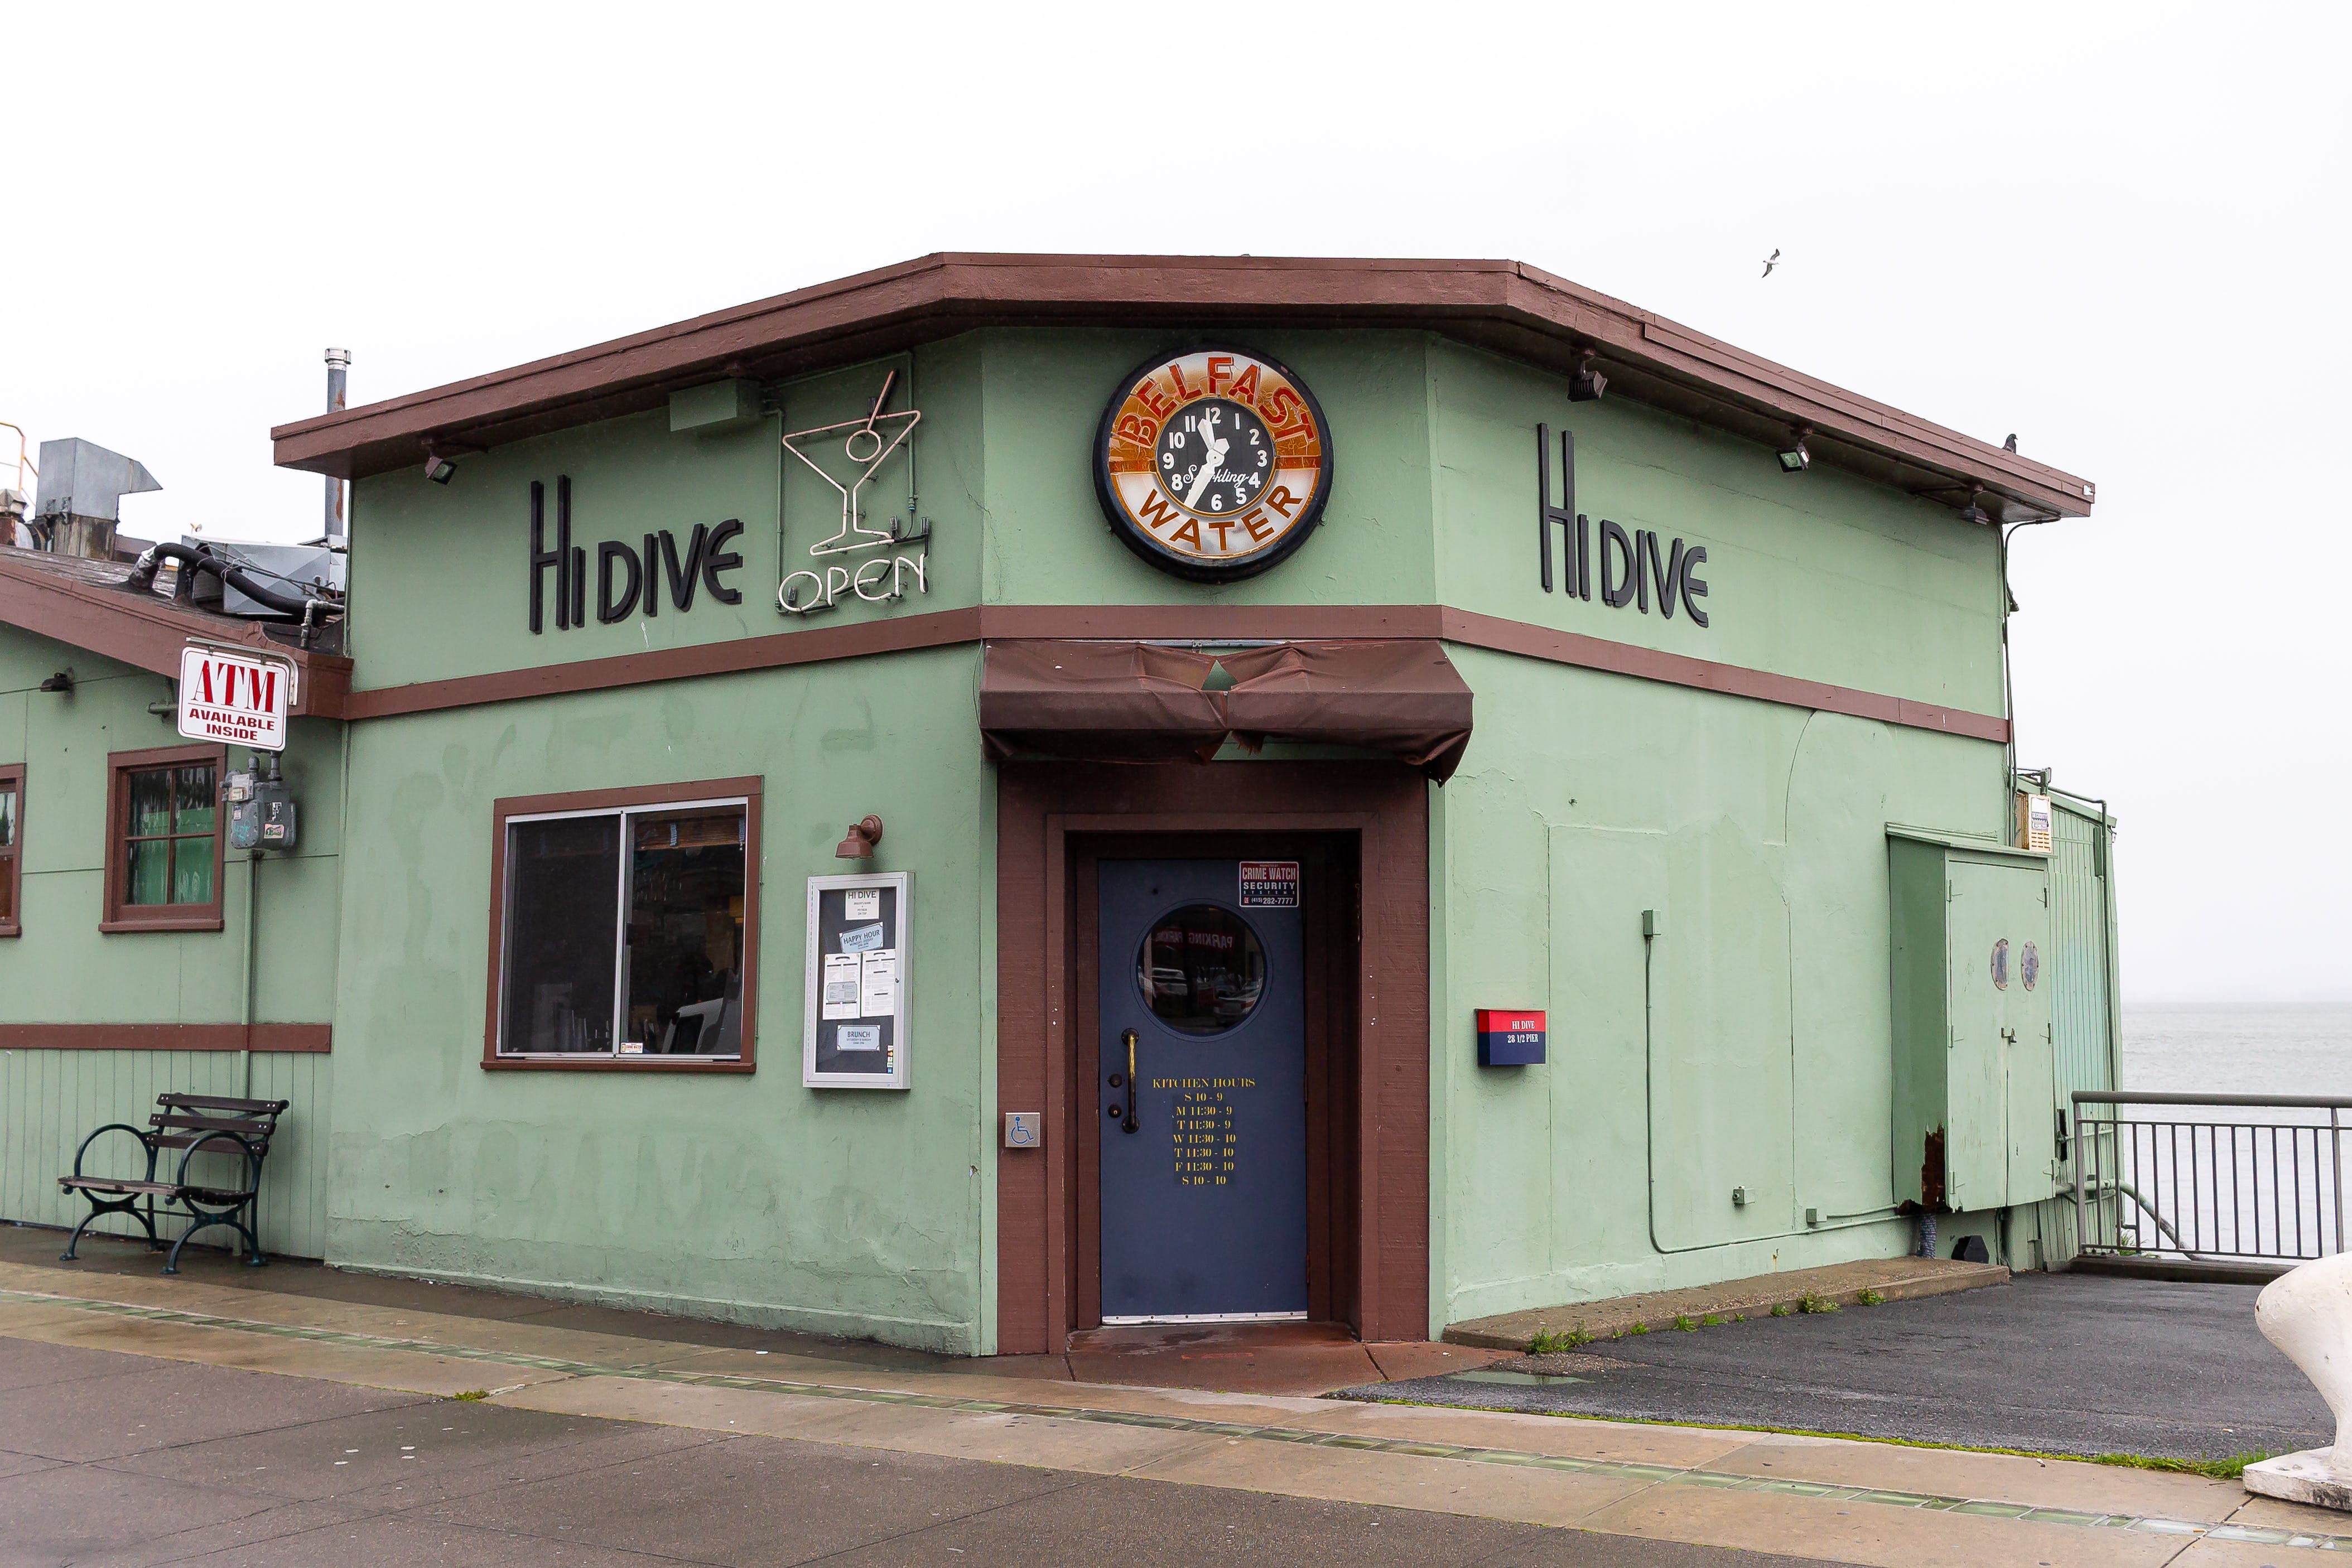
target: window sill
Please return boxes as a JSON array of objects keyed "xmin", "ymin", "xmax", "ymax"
[
  {"xmin": 481, "ymin": 1055, "xmax": 754, "ymax": 1073},
  {"xmin": 100, "ymin": 913, "xmax": 225, "ymax": 934}
]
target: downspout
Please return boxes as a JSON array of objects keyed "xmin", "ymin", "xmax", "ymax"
[
  {"xmin": 1997, "ymin": 515, "xmax": 2055, "ymax": 817},
  {"xmin": 242, "ymin": 842, "xmax": 262, "ymax": 1098}
]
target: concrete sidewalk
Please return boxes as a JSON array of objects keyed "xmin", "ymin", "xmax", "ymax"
[{"xmin": 2, "ymin": 1249, "xmax": 2346, "ymax": 1564}]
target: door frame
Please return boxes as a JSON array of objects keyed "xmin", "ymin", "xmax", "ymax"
[{"xmin": 994, "ymin": 761, "xmax": 1431, "ymax": 1353}]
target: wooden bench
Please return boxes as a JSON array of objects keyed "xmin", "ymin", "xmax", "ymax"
[{"xmin": 58, "ymin": 1093, "xmax": 291, "ymax": 1273}]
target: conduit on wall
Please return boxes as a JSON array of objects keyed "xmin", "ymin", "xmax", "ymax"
[{"xmin": 977, "ymin": 639, "xmax": 1474, "ymax": 782}]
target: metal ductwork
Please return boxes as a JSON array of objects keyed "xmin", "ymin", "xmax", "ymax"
[{"xmin": 33, "ymin": 437, "xmax": 161, "ymax": 559}]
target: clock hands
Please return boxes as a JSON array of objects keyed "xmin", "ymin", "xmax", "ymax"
[{"xmin": 1183, "ymin": 406, "xmax": 1230, "ymax": 509}]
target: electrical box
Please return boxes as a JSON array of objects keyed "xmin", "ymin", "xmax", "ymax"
[
  {"xmin": 225, "ymin": 768, "xmax": 298, "ymax": 851},
  {"xmin": 1476, "ymin": 1009, "xmax": 1547, "ymax": 1067},
  {"xmin": 2017, "ymin": 792, "xmax": 2053, "ymax": 853},
  {"xmin": 1888, "ymin": 831, "xmax": 2056, "ymax": 1215}
]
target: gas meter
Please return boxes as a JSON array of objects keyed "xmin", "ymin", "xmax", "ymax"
[{"xmin": 225, "ymin": 755, "xmax": 298, "ymax": 852}]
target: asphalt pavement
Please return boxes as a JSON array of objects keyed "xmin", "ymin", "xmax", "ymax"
[
  {"xmin": 1, "ymin": 1336, "xmax": 1846, "ymax": 1568},
  {"xmin": 1343, "ymin": 1270, "xmax": 2327, "ymax": 1462}
]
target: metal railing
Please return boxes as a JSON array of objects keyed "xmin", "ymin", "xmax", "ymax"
[{"xmin": 2072, "ymin": 1091, "xmax": 2351, "ymax": 1265}]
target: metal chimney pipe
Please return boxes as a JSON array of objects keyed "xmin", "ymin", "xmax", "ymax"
[{"xmin": 323, "ymin": 348, "xmax": 351, "ymax": 543}]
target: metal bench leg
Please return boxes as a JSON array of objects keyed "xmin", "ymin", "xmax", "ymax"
[
  {"xmin": 61, "ymin": 1195, "xmax": 151, "ymax": 1261},
  {"xmin": 161, "ymin": 1216, "xmax": 209, "ymax": 1276}
]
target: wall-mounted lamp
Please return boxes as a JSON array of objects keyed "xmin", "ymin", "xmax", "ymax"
[
  {"xmin": 1776, "ymin": 427, "xmax": 1811, "ymax": 473},
  {"xmin": 835, "ymin": 814, "xmax": 885, "ymax": 860},
  {"xmin": 1568, "ymin": 348, "xmax": 1608, "ymax": 402},
  {"xmin": 1958, "ymin": 484, "xmax": 1990, "ymax": 526},
  {"xmin": 38, "ymin": 668, "xmax": 74, "ymax": 694},
  {"xmin": 421, "ymin": 437, "xmax": 484, "ymax": 485}
]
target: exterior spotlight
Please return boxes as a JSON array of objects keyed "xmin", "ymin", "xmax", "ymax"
[
  {"xmin": 834, "ymin": 814, "xmax": 885, "ymax": 860},
  {"xmin": 1568, "ymin": 349, "xmax": 1608, "ymax": 402},
  {"xmin": 1958, "ymin": 485, "xmax": 1990, "ymax": 526},
  {"xmin": 38, "ymin": 669, "xmax": 74, "ymax": 694},
  {"xmin": 1776, "ymin": 427, "xmax": 1811, "ymax": 473},
  {"xmin": 423, "ymin": 448, "xmax": 457, "ymax": 485}
]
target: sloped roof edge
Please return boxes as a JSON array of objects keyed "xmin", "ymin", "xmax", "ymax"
[
  {"xmin": 271, "ymin": 253, "xmax": 2093, "ymax": 523},
  {"xmin": 0, "ymin": 550, "xmax": 351, "ymax": 717}
]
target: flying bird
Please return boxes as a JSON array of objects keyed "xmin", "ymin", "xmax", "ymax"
[
  {"xmin": 2004, "ymin": 434, "xmax": 2018, "ymax": 452},
  {"xmin": 1760, "ymin": 249, "xmax": 1781, "ymax": 278}
]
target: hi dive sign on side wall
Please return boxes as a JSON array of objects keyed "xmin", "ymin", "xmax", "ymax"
[{"xmin": 1537, "ymin": 425, "xmax": 1709, "ymax": 628}]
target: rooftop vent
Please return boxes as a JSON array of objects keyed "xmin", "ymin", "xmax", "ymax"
[{"xmin": 33, "ymin": 438, "xmax": 161, "ymax": 560}]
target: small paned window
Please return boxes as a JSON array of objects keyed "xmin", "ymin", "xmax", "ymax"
[
  {"xmin": 102, "ymin": 746, "xmax": 225, "ymax": 933},
  {"xmin": 491, "ymin": 785, "xmax": 758, "ymax": 1067},
  {"xmin": 125, "ymin": 765, "xmax": 219, "ymax": 906},
  {"xmin": 0, "ymin": 765, "xmax": 21, "ymax": 935}
]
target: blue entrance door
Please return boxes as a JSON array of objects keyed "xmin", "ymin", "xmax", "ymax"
[{"xmin": 1098, "ymin": 860, "xmax": 1308, "ymax": 1322}]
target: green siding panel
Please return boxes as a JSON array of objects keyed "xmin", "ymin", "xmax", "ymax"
[{"xmin": 0, "ymin": 1047, "xmax": 333, "ymax": 1260}]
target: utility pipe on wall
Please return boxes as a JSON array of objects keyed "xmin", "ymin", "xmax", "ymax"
[{"xmin": 323, "ymin": 350, "xmax": 350, "ymax": 544}]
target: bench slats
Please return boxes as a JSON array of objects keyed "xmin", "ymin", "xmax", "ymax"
[
  {"xmin": 158, "ymin": 1094, "xmax": 290, "ymax": 1116},
  {"xmin": 60, "ymin": 1178, "xmax": 179, "ymax": 1196},
  {"xmin": 151, "ymin": 1113, "xmax": 276, "ymax": 1137}
]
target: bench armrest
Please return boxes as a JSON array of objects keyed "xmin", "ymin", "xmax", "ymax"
[
  {"xmin": 172, "ymin": 1130, "xmax": 262, "ymax": 1197},
  {"xmin": 71, "ymin": 1123, "xmax": 160, "ymax": 1184}
]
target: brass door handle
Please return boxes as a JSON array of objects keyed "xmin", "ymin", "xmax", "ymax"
[{"xmin": 1121, "ymin": 1030, "xmax": 1139, "ymax": 1135}]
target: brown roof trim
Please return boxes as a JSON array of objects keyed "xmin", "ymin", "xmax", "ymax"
[
  {"xmin": 0, "ymin": 552, "xmax": 351, "ymax": 718},
  {"xmin": 0, "ymin": 1022, "xmax": 330, "ymax": 1052},
  {"xmin": 271, "ymin": 254, "xmax": 2093, "ymax": 523},
  {"xmin": 339, "ymin": 602, "xmax": 2006, "ymax": 745}
]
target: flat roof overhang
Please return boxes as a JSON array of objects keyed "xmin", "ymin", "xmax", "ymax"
[{"xmin": 271, "ymin": 254, "xmax": 2093, "ymax": 525}]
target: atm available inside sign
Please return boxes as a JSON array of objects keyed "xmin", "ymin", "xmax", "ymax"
[{"xmin": 177, "ymin": 645, "xmax": 293, "ymax": 752}]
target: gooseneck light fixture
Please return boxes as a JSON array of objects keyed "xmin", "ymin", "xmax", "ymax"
[
  {"xmin": 1776, "ymin": 427, "xmax": 1811, "ymax": 473},
  {"xmin": 835, "ymin": 815, "xmax": 885, "ymax": 860}
]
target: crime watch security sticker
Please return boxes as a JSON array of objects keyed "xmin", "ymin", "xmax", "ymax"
[
  {"xmin": 1093, "ymin": 346, "xmax": 1333, "ymax": 582},
  {"xmin": 1240, "ymin": 861, "xmax": 1300, "ymax": 907}
]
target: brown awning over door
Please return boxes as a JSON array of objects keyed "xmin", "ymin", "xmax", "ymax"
[{"xmin": 979, "ymin": 639, "xmax": 1474, "ymax": 781}]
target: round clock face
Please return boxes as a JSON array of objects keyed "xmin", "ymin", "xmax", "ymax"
[{"xmin": 1094, "ymin": 346, "xmax": 1332, "ymax": 582}]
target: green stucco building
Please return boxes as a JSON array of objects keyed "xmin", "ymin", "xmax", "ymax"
[{"xmin": 0, "ymin": 254, "xmax": 2121, "ymax": 1353}]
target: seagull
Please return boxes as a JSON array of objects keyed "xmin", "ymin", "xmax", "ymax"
[
  {"xmin": 2003, "ymin": 434, "xmax": 2018, "ymax": 452},
  {"xmin": 1760, "ymin": 249, "xmax": 1781, "ymax": 278}
]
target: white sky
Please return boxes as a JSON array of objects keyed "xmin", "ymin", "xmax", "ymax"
[{"xmin": 4, "ymin": 4, "xmax": 2345, "ymax": 1002}]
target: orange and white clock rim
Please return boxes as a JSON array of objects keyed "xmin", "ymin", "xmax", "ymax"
[{"xmin": 1095, "ymin": 346, "xmax": 1332, "ymax": 581}]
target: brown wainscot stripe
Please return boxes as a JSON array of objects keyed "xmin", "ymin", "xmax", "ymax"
[
  {"xmin": 336, "ymin": 603, "xmax": 2007, "ymax": 745},
  {"xmin": 0, "ymin": 1024, "xmax": 331, "ymax": 1053}
]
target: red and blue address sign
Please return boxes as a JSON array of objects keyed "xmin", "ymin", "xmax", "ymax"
[{"xmin": 1476, "ymin": 1009, "xmax": 1546, "ymax": 1067}]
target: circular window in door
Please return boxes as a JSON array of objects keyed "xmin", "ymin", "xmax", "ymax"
[
  {"xmin": 1990, "ymin": 937, "xmax": 2011, "ymax": 990},
  {"xmin": 1138, "ymin": 905, "xmax": 1267, "ymax": 1035},
  {"xmin": 2021, "ymin": 941, "xmax": 2041, "ymax": 990}
]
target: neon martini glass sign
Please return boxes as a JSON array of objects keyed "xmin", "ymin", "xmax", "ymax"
[{"xmin": 781, "ymin": 370, "xmax": 921, "ymax": 558}]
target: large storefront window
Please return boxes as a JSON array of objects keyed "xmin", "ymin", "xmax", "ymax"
[
  {"xmin": 102, "ymin": 745, "xmax": 225, "ymax": 933},
  {"xmin": 491, "ymin": 783, "xmax": 758, "ymax": 1066}
]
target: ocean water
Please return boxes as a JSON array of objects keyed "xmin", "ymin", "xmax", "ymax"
[
  {"xmin": 2104, "ymin": 1002, "xmax": 2352, "ymax": 1258},
  {"xmin": 2123, "ymin": 1002, "xmax": 2352, "ymax": 1097}
]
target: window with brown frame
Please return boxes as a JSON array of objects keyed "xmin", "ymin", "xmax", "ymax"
[
  {"xmin": 102, "ymin": 744, "xmax": 226, "ymax": 933},
  {"xmin": 483, "ymin": 778, "xmax": 761, "ymax": 1072},
  {"xmin": 0, "ymin": 764, "xmax": 22, "ymax": 937}
]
